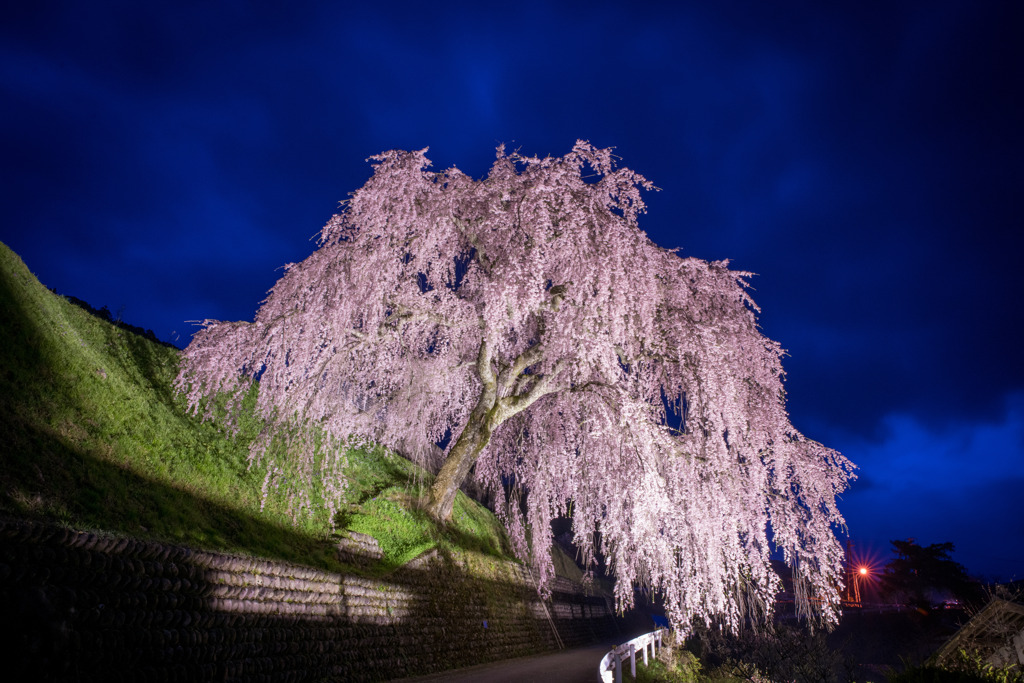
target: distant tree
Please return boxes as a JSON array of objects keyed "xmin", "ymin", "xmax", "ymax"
[
  {"xmin": 176, "ymin": 142, "xmax": 855, "ymax": 632},
  {"xmin": 885, "ymin": 540, "xmax": 979, "ymax": 608},
  {"xmin": 692, "ymin": 620, "xmax": 859, "ymax": 683}
]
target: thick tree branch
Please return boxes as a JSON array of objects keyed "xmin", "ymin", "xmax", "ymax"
[
  {"xmin": 476, "ymin": 336, "xmax": 497, "ymax": 399},
  {"xmin": 495, "ymin": 358, "xmax": 569, "ymax": 422},
  {"xmin": 497, "ymin": 343, "xmax": 545, "ymax": 396}
]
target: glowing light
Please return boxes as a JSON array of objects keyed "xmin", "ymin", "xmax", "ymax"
[{"xmin": 859, "ymin": 566, "xmax": 868, "ymax": 575}]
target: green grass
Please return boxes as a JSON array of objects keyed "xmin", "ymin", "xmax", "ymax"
[
  {"xmin": 0, "ymin": 240, "xmax": 514, "ymax": 574},
  {"xmin": 336, "ymin": 444, "xmax": 511, "ymax": 570}
]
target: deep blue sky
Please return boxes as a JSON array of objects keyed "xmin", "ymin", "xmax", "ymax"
[{"xmin": 2, "ymin": 2, "xmax": 1021, "ymax": 581}]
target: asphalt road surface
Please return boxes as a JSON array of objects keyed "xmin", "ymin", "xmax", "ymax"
[{"xmin": 389, "ymin": 643, "xmax": 615, "ymax": 682}]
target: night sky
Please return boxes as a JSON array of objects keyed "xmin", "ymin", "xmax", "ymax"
[{"xmin": 2, "ymin": 2, "xmax": 1021, "ymax": 582}]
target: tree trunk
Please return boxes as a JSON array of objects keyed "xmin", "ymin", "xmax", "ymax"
[
  {"xmin": 424, "ymin": 337, "xmax": 563, "ymax": 522},
  {"xmin": 425, "ymin": 415, "xmax": 492, "ymax": 521}
]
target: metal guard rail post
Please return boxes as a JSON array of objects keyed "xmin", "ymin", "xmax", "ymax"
[{"xmin": 598, "ymin": 628, "xmax": 665, "ymax": 682}]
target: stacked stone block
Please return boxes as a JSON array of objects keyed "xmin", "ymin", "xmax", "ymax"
[{"xmin": 0, "ymin": 518, "xmax": 618, "ymax": 681}]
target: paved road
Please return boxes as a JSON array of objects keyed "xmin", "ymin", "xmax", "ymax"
[{"xmin": 389, "ymin": 643, "xmax": 613, "ymax": 682}]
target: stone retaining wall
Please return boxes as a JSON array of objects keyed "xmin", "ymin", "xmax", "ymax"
[{"xmin": 0, "ymin": 518, "xmax": 619, "ymax": 681}]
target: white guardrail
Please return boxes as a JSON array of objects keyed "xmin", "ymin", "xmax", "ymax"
[{"xmin": 598, "ymin": 628, "xmax": 665, "ymax": 683}]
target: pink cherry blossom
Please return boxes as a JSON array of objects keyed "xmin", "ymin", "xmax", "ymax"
[{"xmin": 177, "ymin": 142, "xmax": 855, "ymax": 633}]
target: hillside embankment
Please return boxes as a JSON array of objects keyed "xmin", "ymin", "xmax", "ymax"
[{"xmin": 0, "ymin": 244, "xmax": 626, "ymax": 680}]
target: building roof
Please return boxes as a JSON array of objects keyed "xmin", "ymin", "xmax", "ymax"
[{"xmin": 933, "ymin": 598, "xmax": 1024, "ymax": 668}]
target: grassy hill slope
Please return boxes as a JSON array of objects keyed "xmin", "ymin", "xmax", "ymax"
[{"xmin": 0, "ymin": 241, "xmax": 511, "ymax": 574}]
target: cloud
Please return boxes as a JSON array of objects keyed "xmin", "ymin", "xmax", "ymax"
[{"xmin": 839, "ymin": 392, "xmax": 1024, "ymax": 579}]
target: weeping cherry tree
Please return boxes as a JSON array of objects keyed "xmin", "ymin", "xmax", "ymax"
[{"xmin": 176, "ymin": 141, "xmax": 855, "ymax": 633}]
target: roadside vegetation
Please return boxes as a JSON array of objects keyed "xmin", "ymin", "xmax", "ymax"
[
  {"xmin": 633, "ymin": 624, "xmax": 1022, "ymax": 683},
  {"xmin": 0, "ymin": 241, "xmax": 511, "ymax": 575}
]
